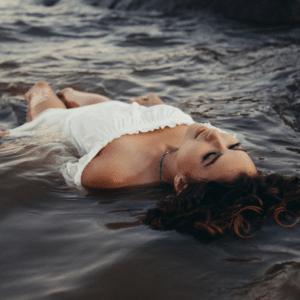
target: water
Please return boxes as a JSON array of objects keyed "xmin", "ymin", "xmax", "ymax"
[{"xmin": 1, "ymin": 1, "xmax": 300, "ymax": 299}]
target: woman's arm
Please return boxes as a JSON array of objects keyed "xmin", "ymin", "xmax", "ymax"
[{"xmin": 130, "ymin": 94, "xmax": 165, "ymax": 106}]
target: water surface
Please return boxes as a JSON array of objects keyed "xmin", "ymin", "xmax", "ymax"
[{"xmin": 1, "ymin": 1, "xmax": 300, "ymax": 299}]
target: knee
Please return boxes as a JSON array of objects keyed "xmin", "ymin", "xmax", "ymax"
[{"xmin": 25, "ymin": 82, "xmax": 52, "ymax": 99}]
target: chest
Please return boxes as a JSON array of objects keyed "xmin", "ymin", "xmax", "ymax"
[
  {"xmin": 98, "ymin": 131, "xmax": 164, "ymax": 175},
  {"xmin": 88, "ymin": 125, "xmax": 187, "ymax": 187}
]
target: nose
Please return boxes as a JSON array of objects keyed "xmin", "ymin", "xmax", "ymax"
[{"xmin": 205, "ymin": 129, "xmax": 223, "ymax": 145}]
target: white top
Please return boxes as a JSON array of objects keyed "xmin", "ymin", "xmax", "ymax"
[{"xmin": 9, "ymin": 101, "xmax": 198, "ymax": 186}]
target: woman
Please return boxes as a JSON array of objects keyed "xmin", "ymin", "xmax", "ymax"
[{"xmin": 1, "ymin": 82, "xmax": 300, "ymax": 238}]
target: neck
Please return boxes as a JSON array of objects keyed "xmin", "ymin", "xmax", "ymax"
[{"xmin": 160, "ymin": 147, "xmax": 180, "ymax": 184}]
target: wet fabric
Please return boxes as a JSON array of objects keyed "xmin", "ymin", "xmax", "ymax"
[{"xmin": 9, "ymin": 101, "xmax": 196, "ymax": 185}]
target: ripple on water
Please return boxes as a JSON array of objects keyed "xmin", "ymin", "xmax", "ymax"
[{"xmin": 1, "ymin": 2, "xmax": 300, "ymax": 300}]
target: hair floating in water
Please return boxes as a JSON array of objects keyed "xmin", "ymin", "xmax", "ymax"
[{"xmin": 143, "ymin": 173, "xmax": 300, "ymax": 239}]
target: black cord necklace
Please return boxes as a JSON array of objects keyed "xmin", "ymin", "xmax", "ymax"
[{"xmin": 159, "ymin": 147, "xmax": 179, "ymax": 183}]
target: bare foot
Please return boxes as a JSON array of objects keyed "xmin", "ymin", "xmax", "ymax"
[{"xmin": 58, "ymin": 88, "xmax": 110, "ymax": 108}]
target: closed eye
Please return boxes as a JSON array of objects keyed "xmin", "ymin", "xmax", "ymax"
[
  {"xmin": 203, "ymin": 152, "xmax": 217, "ymax": 161},
  {"xmin": 203, "ymin": 143, "xmax": 245, "ymax": 162},
  {"xmin": 228, "ymin": 143, "xmax": 246, "ymax": 152},
  {"xmin": 228, "ymin": 143, "xmax": 241, "ymax": 149}
]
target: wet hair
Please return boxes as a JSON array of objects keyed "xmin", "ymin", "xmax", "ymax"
[{"xmin": 143, "ymin": 173, "xmax": 300, "ymax": 239}]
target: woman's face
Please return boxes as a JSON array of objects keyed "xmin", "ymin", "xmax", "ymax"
[{"xmin": 176, "ymin": 123, "xmax": 257, "ymax": 183}]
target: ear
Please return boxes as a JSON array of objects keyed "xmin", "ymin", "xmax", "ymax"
[{"xmin": 174, "ymin": 173, "xmax": 189, "ymax": 195}]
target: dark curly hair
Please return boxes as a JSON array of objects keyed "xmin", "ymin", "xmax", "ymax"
[{"xmin": 143, "ymin": 173, "xmax": 300, "ymax": 239}]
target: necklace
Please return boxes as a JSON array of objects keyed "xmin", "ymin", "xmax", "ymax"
[{"xmin": 159, "ymin": 147, "xmax": 179, "ymax": 183}]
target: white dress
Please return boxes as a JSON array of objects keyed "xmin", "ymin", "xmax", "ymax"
[{"xmin": 8, "ymin": 101, "xmax": 198, "ymax": 186}]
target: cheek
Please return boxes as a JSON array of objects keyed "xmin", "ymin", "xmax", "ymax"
[
  {"xmin": 178, "ymin": 159, "xmax": 195, "ymax": 171},
  {"xmin": 177, "ymin": 148, "xmax": 199, "ymax": 172}
]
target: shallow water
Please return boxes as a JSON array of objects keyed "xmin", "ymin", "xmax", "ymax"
[{"xmin": 1, "ymin": 1, "xmax": 300, "ymax": 299}]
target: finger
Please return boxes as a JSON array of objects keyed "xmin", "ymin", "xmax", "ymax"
[{"xmin": 130, "ymin": 98, "xmax": 137, "ymax": 103}]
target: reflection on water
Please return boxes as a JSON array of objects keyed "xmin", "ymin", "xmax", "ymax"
[{"xmin": 1, "ymin": 1, "xmax": 300, "ymax": 299}]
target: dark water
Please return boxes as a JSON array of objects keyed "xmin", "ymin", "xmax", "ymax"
[{"xmin": 1, "ymin": 1, "xmax": 300, "ymax": 299}]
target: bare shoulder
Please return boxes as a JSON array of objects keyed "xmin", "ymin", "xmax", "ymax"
[
  {"xmin": 81, "ymin": 154, "xmax": 138, "ymax": 189},
  {"xmin": 81, "ymin": 157, "xmax": 123, "ymax": 189}
]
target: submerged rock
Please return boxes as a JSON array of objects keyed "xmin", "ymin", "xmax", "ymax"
[{"xmin": 84, "ymin": 0, "xmax": 300, "ymax": 24}]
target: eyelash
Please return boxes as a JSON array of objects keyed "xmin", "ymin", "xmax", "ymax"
[
  {"xmin": 203, "ymin": 143, "xmax": 243, "ymax": 161},
  {"xmin": 228, "ymin": 143, "xmax": 241, "ymax": 149}
]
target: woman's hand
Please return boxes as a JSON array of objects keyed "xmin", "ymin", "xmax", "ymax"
[{"xmin": 130, "ymin": 93, "xmax": 164, "ymax": 106}]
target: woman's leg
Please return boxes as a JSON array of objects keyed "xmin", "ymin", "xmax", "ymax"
[
  {"xmin": 57, "ymin": 88, "xmax": 111, "ymax": 108},
  {"xmin": 0, "ymin": 84, "xmax": 111, "ymax": 135},
  {"xmin": 26, "ymin": 82, "xmax": 67, "ymax": 121},
  {"xmin": 0, "ymin": 82, "xmax": 65, "ymax": 135}
]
